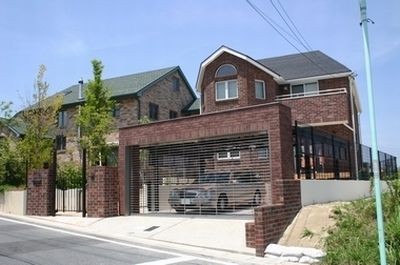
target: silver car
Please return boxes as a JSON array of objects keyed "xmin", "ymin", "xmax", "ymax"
[{"xmin": 168, "ymin": 171, "xmax": 264, "ymax": 213}]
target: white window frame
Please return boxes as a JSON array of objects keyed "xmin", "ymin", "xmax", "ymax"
[
  {"xmin": 215, "ymin": 80, "xmax": 238, "ymax": 101},
  {"xmin": 217, "ymin": 150, "xmax": 241, "ymax": 160},
  {"xmin": 290, "ymin": 82, "xmax": 319, "ymax": 97},
  {"xmin": 255, "ymin": 80, "xmax": 266, "ymax": 99},
  {"xmin": 215, "ymin": 64, "xmax": 237, "ymax": 77}
]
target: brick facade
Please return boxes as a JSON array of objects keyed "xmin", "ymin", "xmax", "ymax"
[
  {"xmin": 201, "ymin": 52, "xmax": 278, "ymax": 114},
  {"xmin": 87, "ymin": 166, "xmax": 119, "ymax": 217},
  {"xmin": 119, "ymin": 103, "xmax": 294, "ymax": 215},
  {"xmin": 26, "ymin": 168, "xmax": 55, "ymax": 216},
  {"xmin": 57, "ymin": 70, "xmax": 195, "ymax": 163}
]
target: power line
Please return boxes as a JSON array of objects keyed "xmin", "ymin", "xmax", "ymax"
[
  {"xmin": 246, "ymin": 0, "xmax": 335, "ymax": 78},
  {"xmin": 246, "ymin": 0, "xmax": 303, "ymax": 54},
  {"xmin": 245, "ymin": 0, "xmax": 303, "ymax": 46},
  {"xmin": 270, "ymin": 0, "xmax": 312, "ymax": 51},
  {"xmin": 275, "ymin": 0, "xmax": 313, "ymax": 51}
]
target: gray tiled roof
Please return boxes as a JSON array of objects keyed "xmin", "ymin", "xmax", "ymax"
[
  {"xmin": 257, "ymin": 51, "xmax": 351, "ymax": 80},
  {"xmin": 60, "ymin": 66, "xmax": 179, "ymax": 106}
]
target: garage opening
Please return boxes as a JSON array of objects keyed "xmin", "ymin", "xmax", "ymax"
[{"xmin": 126, "ymin": 133, "xmax": 273, "ymax": 216}]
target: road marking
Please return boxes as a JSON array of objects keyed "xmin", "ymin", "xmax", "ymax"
[
  {"xmin": 0, "ymin": 216, "xmax": 237, "ymax": 265},
  {"xmin": 135, "ymin": 256, "xmax": 194, "ymax": 265}
]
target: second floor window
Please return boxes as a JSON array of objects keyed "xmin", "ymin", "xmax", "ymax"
[
  {"xmin": 291, "ymin": 82, "xmax": 318, "ymax": 97},
  {"xmin": 112, "ymin": 106, "xmax": 121, "ymax": 118},
  {"xmin": 58, "ymin": 111, "xmax": 67, "ymax": 128},
  {"xmin": 172, "ymin": 77, "xmax": 180, "ymax": 91},
  {"xmin": 216, "ymin": 80, "xmax": 238, "ymax": 101},
  {"xmin": 169, "ymin": 110, "xmax": 178, "ymax": 119},
  {"xmin": 149, "ymin": 102, "xmax": 159, "ymax": 121},
  {"xmin": 255, "ymin": 80, "xmax": 266, "ymax": 99}
]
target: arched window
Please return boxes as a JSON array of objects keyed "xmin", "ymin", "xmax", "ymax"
[{"xmin": 215, "ymin": 64, "xmax": 237, "ymax": 77}]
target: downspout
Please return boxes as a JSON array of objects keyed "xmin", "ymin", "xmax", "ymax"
[{"xmin": 349, "ymin": 76, "xmax": 359, "ymax": 180}]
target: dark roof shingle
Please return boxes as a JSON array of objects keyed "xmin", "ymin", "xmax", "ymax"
[{"xmin": 257, "ymin": 51, "xmax": 351, "ymax": 80}]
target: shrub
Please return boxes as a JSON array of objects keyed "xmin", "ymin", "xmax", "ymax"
[
  {"xmin": 323, "ymin": 173, "xmax": 400, "ymax": 265},
  {"xmin": 57, "ymin": 163, "xmax": 82, "ymax": 190},
  {"xmin": 0, "ymin": 138, "xmax": 25, "ymax": 187}
]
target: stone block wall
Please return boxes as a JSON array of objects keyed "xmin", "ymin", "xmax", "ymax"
[
  {"xmin": 87, "ymin": 166, "xmax": 119, "ymax": 217},
  {"xmin": 26, "ymin": 168, "xmax": 55, "ymax": 216}
]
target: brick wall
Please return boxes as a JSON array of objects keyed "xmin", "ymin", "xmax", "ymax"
[
  {"xmin": 246, "ymin": 179, "xmax": 302, "ymax": 256},
  {"xmin": 87, "ymin": 166, "xmax": 119, "ymax": 217},
  {"xmin": 140, "ymin": 72, "xmax": 195, "ymax": 121},
  {"xmin": 119, "ymin": 103, "xmax": 293, "ymax": 215},
  {"xmin": 281, "ymin": 93, "xmax": 350, "ymax": 125},
  {"xmin": 26, "ymin": 168, "xmax": 55, "ymax": 216}
]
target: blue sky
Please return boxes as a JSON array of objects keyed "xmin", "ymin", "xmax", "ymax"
[{"xmin": 0, "ymin": 0, "xmax": 399, "ymax": 159}]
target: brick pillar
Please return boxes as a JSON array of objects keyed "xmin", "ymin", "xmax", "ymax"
[
  {"xmin": 87, "ymin": 166, "xmax": 119, "ymax": 217},
  {"xmin": 247, "ymin": 179, "xmax": 301, "ymax": 257},
  {"xmin": 26, "ymin": 168, "xmax": 55, "ymax": 216}
]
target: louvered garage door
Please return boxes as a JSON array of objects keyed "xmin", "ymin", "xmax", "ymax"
[{"xmin": 127, "ymin": 133, "xmax": 272, "ymax": 216}]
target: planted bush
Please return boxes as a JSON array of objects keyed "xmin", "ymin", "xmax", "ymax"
[
  {"xmin": 56, "ymin": 163, "xmax": 82, "ymax": 190},
  {"xmin": 323, "ymin": 174, "xmax": 400, "ymax": 265}
]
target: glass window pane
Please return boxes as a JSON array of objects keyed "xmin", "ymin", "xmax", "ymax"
[
  {"xmin": 304, "ymin": 82, "xmax": 318, "ymax": 94},
  {"xmin": 230, "ymin": 150, "xmax": 240, "ymax": 158},
  {"xmin": 216, "ymin": 82, "xmax": 226, "ymax": 100},
  {"xmin": 255, "ymin": 81, "xmax": 265, "ymax": 99},
  {"xmin": 292, "ymin": 84, "xmax": 304, "ymax": 95},
  {"xmin": 216, "ymin": 64, "xmax": 237, "ymax": 77},
  {"xmin": 218, "ymin": 151, "xmax": 228, "ymax": 159},
  {"xmin": 228, "ymin": 80, "xmax": 237, "ymax": 98}
]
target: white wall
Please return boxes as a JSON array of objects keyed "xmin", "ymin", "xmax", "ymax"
[
  {"xmin": 0, "ymin": 190, "xmax": 26, "ymax": 215},
  {"xmin": 301, "ymin": 180, "xmax": 388, "ymax": 206}
]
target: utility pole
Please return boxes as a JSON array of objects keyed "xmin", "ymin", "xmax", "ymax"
[{"xmin": 358, "ymin": 1, "xmax": 387, "ymax": 264}]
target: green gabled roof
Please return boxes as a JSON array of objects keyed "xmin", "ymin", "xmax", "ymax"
[
  {"xmin": 61, "ymin": 66, "xmax": 184, "ymax": 106},
  {"xmin": 182, "ymin": 98, "xmax": 200, "ymax": 114},
  {"xmin": 0, "ymin": 117, "xmax": 26, "ymax": 137}
]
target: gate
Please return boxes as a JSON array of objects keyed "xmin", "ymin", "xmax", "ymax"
[
  {"xmin": 55, "ymin": 163, "xmax": 83, "ymax": 213},
  {"xmin": 127, "ymin": 133, "xmax": 273, "ymax": 216}
]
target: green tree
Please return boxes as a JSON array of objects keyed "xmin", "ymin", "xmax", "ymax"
[
  {"xmin": 0, "ymin": 101, "xmax": 25, "ymax": 188},
  {"xmin": 78, "ymin": 59, "xmax": 114, "ymax": 165},
  {"xmin": 18, "ymin": 65, "xmax": 63, "ymax": 170}
]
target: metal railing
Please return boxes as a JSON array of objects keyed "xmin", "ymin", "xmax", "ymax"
[
  {"xmin": 276, "ymin": 87, "xmax": 347, "ymax": 100},
  {"xmin": 359, "ymin": 144, "xmax": 398, "ymax": 180}
]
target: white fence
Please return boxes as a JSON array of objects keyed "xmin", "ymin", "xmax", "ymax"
[
  {"xmin": 0, "ymin": 190, "xmax": 26, "ymax": 215},
  {"xmin": 301, "ymin": 180, "xmax": 388, "ymax": 206}
]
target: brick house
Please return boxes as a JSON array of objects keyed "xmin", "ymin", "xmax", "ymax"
[
  {"xmin": 54, "ymin": 66, "xmax": 197, "ymax": 163},
  {"xmin": 116, "ymin": 46, "xmax": 364, "ymax": 255},
  {"xmin": 196, "ymin": 46, "xmax": 362, "ymax": 179}
]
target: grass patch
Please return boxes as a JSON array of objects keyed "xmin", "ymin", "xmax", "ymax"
[{"xmin": 322, "ymin": 177, "xmax": 400, "ymax": 265}]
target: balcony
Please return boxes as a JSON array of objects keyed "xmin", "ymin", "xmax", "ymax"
[{"xmin": 275, "ymin": 87, "xmax": 347, "ymax": 101}]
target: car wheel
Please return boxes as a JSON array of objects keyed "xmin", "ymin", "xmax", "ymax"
[
  {"xmin": 253, "ymin": 191, "xmax": 261, "ymax": 207},
  {"xmin": 217, "ymin": 195, "xmax": 228, "ymax": 213}
]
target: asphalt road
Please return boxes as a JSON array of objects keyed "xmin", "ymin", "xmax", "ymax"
[{"xmin": 0, "ymin": 217, "xmax": 236, "ymax": 265}]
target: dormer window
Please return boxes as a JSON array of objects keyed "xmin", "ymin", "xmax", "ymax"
[{"xmin": 215, "ymin": 64, "xmax": 237, "ymax": 77}]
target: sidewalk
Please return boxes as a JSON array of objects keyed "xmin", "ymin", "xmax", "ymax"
[{"xmin": 0, "ymin": 212, "xmax": 296, "ymax": 265}]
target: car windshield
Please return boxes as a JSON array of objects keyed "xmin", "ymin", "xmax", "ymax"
[{"xmin": 194, "ymin": 173, "xmax": 230, "ymax": 184}]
